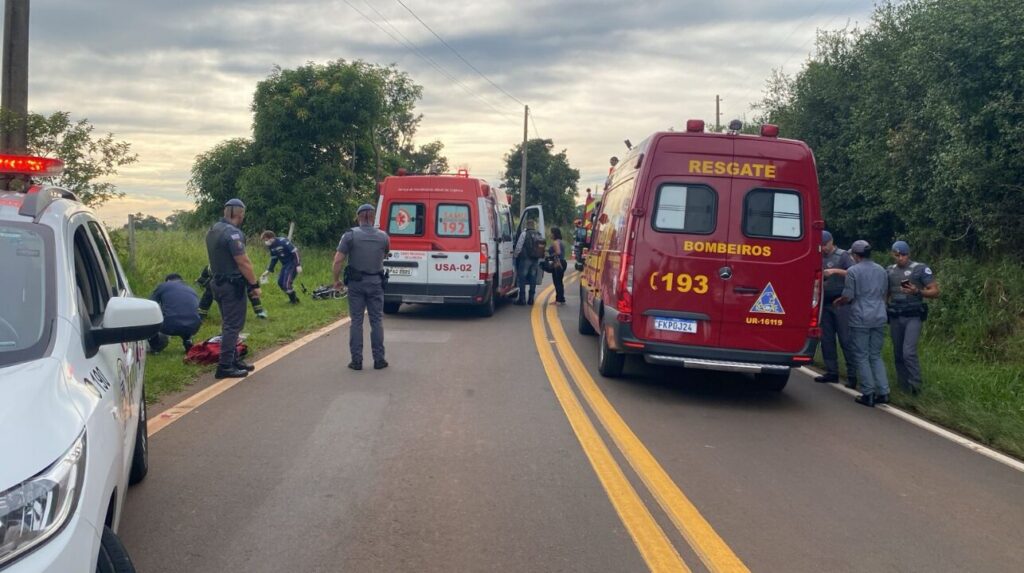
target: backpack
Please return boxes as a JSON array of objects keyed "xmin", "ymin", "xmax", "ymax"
[
  {"xmin": 184, "ymin": 338, "xmax": 249, "ymax": 365},
  {"xmin": 525, "ymin": 230, "xmax": 545, "ymax": 259}
]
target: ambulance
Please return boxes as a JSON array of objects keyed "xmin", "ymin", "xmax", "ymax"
[
  {"xmin": 578, "ymin": 121, "xmax": 823, "ymax": 390},
  {"xmin": 376, "ymin": 169, "xmax": 544, "ymax": 317}
]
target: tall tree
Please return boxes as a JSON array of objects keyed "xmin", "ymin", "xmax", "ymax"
[
  {"xmin": 0, "ymin": 110, "xmax": 138, "ymax": 206},
  {"xmin": 503, "ymin": 138, "xmax": 580, "ymax": 225}
]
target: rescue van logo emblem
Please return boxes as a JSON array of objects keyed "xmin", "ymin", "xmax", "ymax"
[
  {"xmin": 395, "ymin": 208, "xmax": 411, "ymax": 231},
  {"xmin": 750, "ymin": 283, "xmax": 786, "ymax": 315}
]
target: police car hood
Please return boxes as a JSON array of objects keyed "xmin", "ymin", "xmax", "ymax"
[{"xmin": 0, "ymin": 357, "xmax": 85, "ymax": 490}]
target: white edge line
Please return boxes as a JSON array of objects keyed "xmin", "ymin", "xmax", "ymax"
[
  {"xmin": 148, "ymin": 317, "xmax": 350, "ymax": 437},
  {"xmin": 798, "ymin": 366, "xmax": 1024, "ymax": 474}
]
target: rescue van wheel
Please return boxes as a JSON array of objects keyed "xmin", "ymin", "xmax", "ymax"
[
  {"xmin": 478, "ymin": 286, "xmax": 496, "ymax": 317},
  {"xmin": 598, "ymin": 325, "xmax": 625, "ymax": 378},
  {"xmin": 96, "ymin": 525, "xmax": 137, "ymax": 573},
  {"xmin": 128, "ymin": 390, "xmax": 149, "ymax": 485},
  {"xmin": 383, "ymin": 302, "xmax": 401, "ymax": 314},
  {"xmin": 578, "ymin": 291, "xmax": 596, "ymax": 336},
  {"xmin": 755, "ymin": 370, "xmax": 790, "ymax": 392}
]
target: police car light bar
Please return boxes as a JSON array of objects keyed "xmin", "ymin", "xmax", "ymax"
[{"xmin": 0, "ymin": 154, "xmax": 64, "ymax": 176}]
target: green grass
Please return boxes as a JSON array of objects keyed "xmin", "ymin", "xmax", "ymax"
[{"xmin": 112, "ymin": 229, "xmax": 348, "ymax": 402}]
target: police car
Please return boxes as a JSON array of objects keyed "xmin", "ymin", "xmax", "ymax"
[{"xmin": 0, "ymin": 155, "xmax": 163, "ymax": 572}]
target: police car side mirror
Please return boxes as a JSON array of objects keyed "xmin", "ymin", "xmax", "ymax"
[{"xmin": 92, "ymin": 297, "xmax": 164, "ymax": 347}]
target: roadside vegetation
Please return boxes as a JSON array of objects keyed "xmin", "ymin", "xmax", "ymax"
[
  {"xmin": 111, "ymin": 229, "xmax": 348, "ymax": 402},
  {"xmin": 762, "ymin": 0, "xmax": 1024, "ymax": 457}
]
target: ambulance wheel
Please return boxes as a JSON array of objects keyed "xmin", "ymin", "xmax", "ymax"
[
  {"xmin": 96, "ymin": 525, "xmax": 137, "ymax": 573},
  {"xmin": 598, "ymin": 325, "xmax": 625, "ymax": 378},
  {"xmin": 578, "ymin": 291, "xmax": 596, "ymax": 336},
  {"xmin": 383, "ymin": 302, "xmax": 401, "ymax": 314},
  {"xmin": 755, "ymin": 370, "xmax": 790, "ymax": 392},
  {"xmin": 478, "ymin": 286, "xmax": 496, "ymax": 317},
  {"xmin": 128, "ymin": 389, "xmax": 149, "ymax": 485}
]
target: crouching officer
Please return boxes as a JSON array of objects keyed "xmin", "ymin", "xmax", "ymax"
[
  {"xmin": 333, "ymin": 203, "xmax": 390, "ymax": 371},
  {"xmin": 887, "ymin": 240, "xmax": 940, "ymax": 395},
  {"xmin": 205, "ymin": 198, "xmax": 262, "ymax": 379}
]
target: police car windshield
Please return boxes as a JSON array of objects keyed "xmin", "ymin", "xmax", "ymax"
[{"xmin": 0, "ymin": 224, "xmax": 51, "ymax": 366}]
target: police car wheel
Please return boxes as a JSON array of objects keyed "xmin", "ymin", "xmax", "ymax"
[
  {"xmin": 578, "ymin": 287, "xmax": 596, "ymax": 336},
  {"xmin": 128, "ymin": 390, "xmax": 149, "ymax": 485},
  {"xmin": 96, "ymin": 525, "xmax": 137, "ymax": 573},
  {"xmin": 755, "ymin": 370, "xmax": 790, "ymax": 392},
  {"xmin": 598, "ymin": 325, "xmax": 625, "ymax": 378},
  {"xmin": 383, "ymin": 302, "xmax": 401, "ymax": 314}
]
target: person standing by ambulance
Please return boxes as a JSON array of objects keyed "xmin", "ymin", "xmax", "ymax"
[
  {"xmin": 834, "ymin": 240, "xmax": 890, "ymax": 407},
  {"xmin": 548, "ymin": 227, "xmax": 567, "ymax": 304},
  {"xmin": 887, "ymin": 240, "xmax": 940, "ymax": 395},
  {"xmin": 260, "ymin": 230, "xmax": 302, "ymax": 305},
  {"xmin": 815, "ymin": 231, "xmax": 858, "ymax": 388},
  {"xmin": 205, "ymin": 198, "xmax": 261, "ymax": 379},
  {"xmin": 514, "ymin": 219, "xmax": 544, "ymax": 305},
  {"xmin": 333, "ymin": 204, "xmax": 390, "ymax": 371}
]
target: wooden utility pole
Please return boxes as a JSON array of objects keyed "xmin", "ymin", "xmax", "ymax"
[
  {"xmin": 1, "ymin": 0, "xmax": 30, "ymax": 190},
  {"xmin": 127, "ymin": 214, "xmax": 137, "ymax": 270},
  {"xmin": 716, "ymin": 95, "xmax": 722, "ymax": 132},
  {"xmin": 519, "ymin": 104, "xmax": 528, "ymax": 217}
]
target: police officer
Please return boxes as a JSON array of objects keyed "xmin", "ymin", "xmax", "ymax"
[
  {"xmin": 205, "ymin": 198, "xmax": 261, "ymax": 379},
  {"xmin": 887, "ymin": 240, "xmax": 940, "ymax": 395},
  {"xmin": 815, "ymin": 231, "xmax": 858, "ymax": 388},
  {"xmin": 260, "ymin": 230, "xmax": 302, "ymax": 304},
  {"xmin": 834, "ymin": 240, "xmax": 891, "ymax": 407},
  {"xmin": 333, "ymin": 204, "xmax": 390, "ymax": 371}
]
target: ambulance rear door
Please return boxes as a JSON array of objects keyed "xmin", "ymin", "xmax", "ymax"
[
  {"xmin": 382, "ymin": 199, "xmax": 432, "ymax": 289},
  {"xmin": 426, "ymin": 199, "xmax": 480, "ymax": 298}
]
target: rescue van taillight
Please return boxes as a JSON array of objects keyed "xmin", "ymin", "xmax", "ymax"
[
  {"xmin": 616, "ymin": 252, "xmax": 634, "ymax": 322},
  {"xmin": 809, "ymin": 269, "xmax": 822, "ymax": 328},
  {"xmin": 479, "ymin": 244, "xmax": 489, "ymax": 281}
]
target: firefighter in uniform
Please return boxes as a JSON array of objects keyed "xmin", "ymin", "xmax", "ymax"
[
  {"xmin": 887, "ymin": 240, "xmax": 940, "ymax": 395},
  {"xmin": 205, "ymin": 198, "xmax": 262, "ymax": 379},
  {"xmin": 333, "ymin": 204, "xmax": 390, "ymax": 371}
]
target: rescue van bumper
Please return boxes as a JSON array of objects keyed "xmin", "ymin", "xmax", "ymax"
[
  {"xmin": 385, "ymin": 283, "xmax": 492, "ymax": 306},
  {"xmin": 604, "ymin": 306, "xmax": 818, "ymax": 372}
]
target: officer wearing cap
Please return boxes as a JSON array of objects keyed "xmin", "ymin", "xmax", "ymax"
[
  {"xmin": 887, "ymin": 240, "xmax": 940, "ymax": 395},
  {"xmin": 333, "ymin": 203, "xmax": 390, "ymax": 371},
  {"xmin": 205, "ymin": 198, "xmax": 261, "ymax": 379},
  {"xmin": 834, "ymin": 240, "xmax": 890, "ymax": 407},
  {"xmin": 816, "ymin": 231, "xmax": 858, "ymax": 388}
]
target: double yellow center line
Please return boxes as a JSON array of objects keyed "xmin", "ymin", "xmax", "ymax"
[{"xmin": 532, "ymin": 278, "xmax": 749, "ymax": 573}]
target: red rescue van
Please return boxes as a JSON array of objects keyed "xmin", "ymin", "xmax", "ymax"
[
  {"xmin": 376, "ymin": 170, "xmax": 544, "ymax": 316},
  {"xmin": 578, "ymin": 121, "xmax": 823, "ymax": 390}
]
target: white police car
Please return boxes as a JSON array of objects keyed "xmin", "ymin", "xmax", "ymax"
[{"xmin": 0, "ymin": 155, "xmax": 163, "ymax": 572}]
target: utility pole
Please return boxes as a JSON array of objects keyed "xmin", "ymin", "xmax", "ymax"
[
  {"xmin": 1, "ymin": 0, "xmax": 30, "ymax": 190},
  {"xmin": 519, "ymin": 104, "xmax": 528, "ymax": 217},
  {"xmin": 715, "ymin": 95, "xmax": 722, "ymax": 132}
]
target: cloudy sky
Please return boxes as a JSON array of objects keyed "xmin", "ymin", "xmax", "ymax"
[{"xmin": 20, "ymin": 0, "xmax": 874, "ymax": 225}]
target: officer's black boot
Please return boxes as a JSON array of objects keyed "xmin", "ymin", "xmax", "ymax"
[
  {"xmin": 854, "ymin": 393, "xmax": 875, "ymax": 407},
  {"xmin": 288, "ymin": 291, "xmax": 299, "ymax": 304},
  {"xmin": 234, "ymin": 359, "xmax": 255, "ymax": 372},
  {"xmin": 215, "ymin": 365, "xmax": 249, "ymax": 379}
]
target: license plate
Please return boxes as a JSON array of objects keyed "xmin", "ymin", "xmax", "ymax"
[
  {"xmin": 653, "ymin": 317, "xmax": 697, "ymax": 334},
  {"xmin": 387, "ymin": 267, "xmax": 414, "ymax": 277}
]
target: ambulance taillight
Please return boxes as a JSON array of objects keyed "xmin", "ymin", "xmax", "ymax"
[
  {"xmin": 615, "ymin": 252, "xmax": 633, "ymax": 322},
  {"xmin": 479, "ymin": 244, "xmax": 489, "ymax": 281},
  {"xmin": 809, "ymin": 268, "xmax": 823, "ymax": 334}
]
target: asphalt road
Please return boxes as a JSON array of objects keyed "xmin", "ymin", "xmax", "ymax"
[{"xmin": 121, "ymin": 276, "xmax": 1024, "ymax": 572}]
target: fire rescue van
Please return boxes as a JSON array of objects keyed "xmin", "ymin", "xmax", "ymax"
[
  {"xmin": 578, "ymin": 121, "xmax": 823, "ymax": 390},
  {"xmin": 376, "ymin": 170, "xmax": 544, "ymax": 317}
]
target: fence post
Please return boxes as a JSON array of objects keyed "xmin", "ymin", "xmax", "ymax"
[
  {"xmin": 127, "ymin": 214, "xmax": 136, "ymax": 270},
  {"xmin": 287, "ymin": 221, "xmax": 295, "ymax": 241}
]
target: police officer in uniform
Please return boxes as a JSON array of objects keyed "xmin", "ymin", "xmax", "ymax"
[
  {"xmin": 260, "ymin": 230, "xmax": 302, "ymax": 304},
  {"xmin": 205, "ymin": 198, "xmax": 261, "ymax": 379},
  {"xmin": 815, "ymin": 231, "xmax": 858, "ymax": 388},
  {"xmin": 887, "ymin": 240, "xmax": 940, "ymax": 395},
  {"xmin": 333, "ymin": 204, "xmax": 390, "ymax": 371},
  {"xmin": 834, "ymin": 240, "xmax": 890, "ymax": 407}
]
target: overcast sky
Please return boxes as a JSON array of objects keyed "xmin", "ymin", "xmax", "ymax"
[{"xmin": 18, "ymin": 0, "xmax": 874, "ymax": 225}]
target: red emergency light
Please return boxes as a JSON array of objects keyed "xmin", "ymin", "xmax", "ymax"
[
  {"xmin": 457, "ymin": 169, "xmax": 469, "ymax": 178},
  {"xmin": 686, "ymin": 119, "xmax": 705, "ymax": 133},
  {"xmin": 760, "ymin": 124, "xmax": 780, "ymax": 138},
  {"xmin": 0, "ymin": 154, "xmax": 64, "ymax": 176}
]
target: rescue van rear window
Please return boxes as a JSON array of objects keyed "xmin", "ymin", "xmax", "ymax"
[
  {"xmin": 388, "ymin": 203, "xmax": 424, "ymax": 236},
  {"xmin": 436, "ymin": 204, "xmax": 471, "ymax": 237},
  {"xmin": 653, "ymin": 184, "xmax": 716, "ymax": 234},
  {"xmin": 743, "ymin": 189, "xmax": 803, "ymax": 239}
]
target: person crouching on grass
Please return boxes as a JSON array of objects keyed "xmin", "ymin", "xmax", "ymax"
[{"xmin": 260, "ymin": 231, "xmax": 302, "ymax": 304}]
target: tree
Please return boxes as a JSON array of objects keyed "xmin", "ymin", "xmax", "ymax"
[
  {"xmin": 502, "ymin": 138, "xmax": 580, "ymax": 225},
  {"xmin": 0, "ymin": 110, "xmax": 138, "ymax": 206},
  {"xmin": 190, "ymin": 60, "xmax": 447, "ymax": 243}
]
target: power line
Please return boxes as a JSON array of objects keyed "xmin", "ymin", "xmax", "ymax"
[
  {"xmin": 393, "ymin": 0, "xmax": 526, "ymax": 108},
  {"xmin": 339, "ymin": 0, "xmax": 518, "ymax": 121}
]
